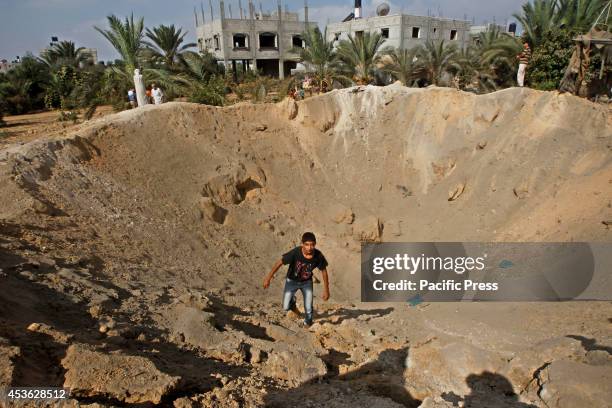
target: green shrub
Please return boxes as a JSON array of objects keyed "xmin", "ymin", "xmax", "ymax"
[
  {"xmin": 527, "ymin": 29, "xmax": 575, "ymax": 90},
  {"xmin": 188, "ymin": 75, "xmax": 225, "ymax": 106}
]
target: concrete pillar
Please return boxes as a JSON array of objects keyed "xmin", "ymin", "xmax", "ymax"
[
  {"xmin": 277, "ymin": 0, "xmax": 285, "ymax": 79},
  {"xmin": 133, "ymin": 69, "xmax": 148, "ymax": 107},
  {"xmin": 220, "ymin": 0, "xmax": 229, "ymax": 68},
  {"xmin": 249, "ymin": 0, "xmax": 257, "ymax": 72}
]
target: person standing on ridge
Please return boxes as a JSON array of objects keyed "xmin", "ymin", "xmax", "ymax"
[
  {"xmin": 263, "ymin": 232, "xmax": 330, "ymax": 327},
  {"xmin": 152, "ymin": 84, "xmax": 164, "ymax": 105},
  {"xmin": 516, "ymin": 42, "xmax": 532, "ymax": 87},
  {"xmin": 127, "ymin": 89, "xmax": 136, "ymax": 108}
]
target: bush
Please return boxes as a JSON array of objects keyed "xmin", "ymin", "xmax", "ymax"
[
  {"xmin": 527, "ymin": 29, "xmax": 575, "ymax": 90},
  {"xmin": 188, "ymin": 75, "xmax": 225, "ymax": 106}
]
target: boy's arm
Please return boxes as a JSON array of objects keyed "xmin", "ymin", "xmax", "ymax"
[
  {"xmin": 263, "ymin": 259, "xmax": 283, "ymax": 289},
  {"xmin": 321, "ymin": 268, "xmax": 330, "ymax": 301}
]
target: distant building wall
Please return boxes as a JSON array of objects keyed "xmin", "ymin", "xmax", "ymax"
[
  {"xmin": 196, "ymin": 5, "xmax": 317, "ymax": 78},
  {"xmin": 327, "ymin": 14, "xmax": 471, "ymax": 50}
]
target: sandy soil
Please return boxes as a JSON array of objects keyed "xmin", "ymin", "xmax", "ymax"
[
  {"xmin": 0, "ymin": 106, "xmax": 115, "ymax": 149},
  {"xmin": 0, "ymin": 85, "xmax": 610, "ymax": 407}
]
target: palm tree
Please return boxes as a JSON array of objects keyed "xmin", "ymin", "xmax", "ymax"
[
  {"xmin": 40, "ymin": 41, "xmax": 91, "ymax": 68},
  {"xmin": 471, "ymin": 27, "xmax": 523, "ymax": 90},
  {"xmin": 0, "ymin": 55, "xmax": 50, "ymax": 114},
  {"xmin": 380, "ymin": 46, "xmax": 422, "ymax": 86},
  {"xmin": 177, "ymin": 52, "xmax": 225, "ymax": 106},
  {"xmin": 556, "ymin": 0, "xmax": 606, "ymax": 31},
  {"xmin": 513, "ymin": 0, "xmax": 559, "ymax": 46},
  {"xmin": 180, "ymin": 51, "xmax": 222, "ymax": 82},
  {"xmin": 336, "ymin": 31, "xmax": 386, "ymax": 85},
  {"xmin": 95, "ymin": 14, "xmax": 145, "ymax": 76},
  {"xmin": 298, "ymin": 27, "xmax": 347, "ymax": 90},
  {"xmin": 145, "ymin": 24, "xmax": 196, "ymax": 68},
  {"xmin": 417, "ymin": 40, "xmax": 461, "ymax": 86}
]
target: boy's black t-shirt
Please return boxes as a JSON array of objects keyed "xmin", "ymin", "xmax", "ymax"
[{"xmin": 282, "ymin": 246, "xmax": 328, "ymax": 282}]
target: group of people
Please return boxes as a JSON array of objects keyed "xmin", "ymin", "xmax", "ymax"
[
  {"xmin": 127, "ymin": 83, "xmax": 164, "ymax": 108},
  {"xmin": 288, "ymin": 76, "xmax": 330, "ymax": 100}
]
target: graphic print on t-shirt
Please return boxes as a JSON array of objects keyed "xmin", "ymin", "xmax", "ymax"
[{"xmin": 295, "ymin": 259, "xmax": 314, "ymax": 281}]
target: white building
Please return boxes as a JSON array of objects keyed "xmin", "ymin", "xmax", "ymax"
[{"xmin": 326, "ymin": 2, "xmax": 471, "ymax": 51}]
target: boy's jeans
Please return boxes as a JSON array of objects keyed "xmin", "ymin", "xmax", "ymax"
[{"xmin": 282, "ymin": 277, "xmax": 313, "ymax": 324}]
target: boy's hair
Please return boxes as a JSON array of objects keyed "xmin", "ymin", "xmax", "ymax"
[{"xmin": 301, "ymin": 232, "xmax": 316, "ymax": 244}]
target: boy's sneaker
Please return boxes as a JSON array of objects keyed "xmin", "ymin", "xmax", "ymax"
[{"xmin": 302, "ymin": 319, "xmax": 313, "ymax": 328}]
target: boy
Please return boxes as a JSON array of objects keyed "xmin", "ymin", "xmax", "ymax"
[
  {"xmin": 263, "ymin": 232, "xmax": 330, "ymax": 326},
  {"xmin": 516, "ymin": 42, "xmax": 531, "ymax": 87}
]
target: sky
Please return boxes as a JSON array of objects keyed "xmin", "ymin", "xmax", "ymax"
[{"xmin": 0, "ymin": 0, "xmax": 525, "ymax": 62}]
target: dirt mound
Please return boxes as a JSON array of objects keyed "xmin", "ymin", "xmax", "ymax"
[{"xmin": 0, "ymin": 85, "xmax": 610, "ymax": 407}]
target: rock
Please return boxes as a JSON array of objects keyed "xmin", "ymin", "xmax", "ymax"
[
  {"xmin": 332, "ymin": 206, "xmax": 354, "ymax": 224},
  {"xmin": 26, "ymin": 322, "xmax": 73, "ymax": 343},
  {"xmin": 404, "ymin": 338, "xmax": 506, "ymax": 400},
  {"xmin": 27, "ymin": 323, "xmax": 41, "ymax": 332},
  {"xmin": 254, "ymin": 124, "xmax": 268, "ymax": 131},
  {"xmin": 448, "ymin": 183, "xmax": 465, "ymax": 201},
  {"xmin": 537, "ymin": 360, "xmax": 612, "ymax": 407},
  {"xmin": 505, "ymin": 336, "xmax": 586, "ymax": 394},
  {"xmin": 202, "ymin": 165, "xmax": 263, "ymax": 205},
  {"xmin": 176, "ymin": 292, "xmax": 211, "ymax": 310},
  {"xmin": 352, "ymin": 216, "xmax": 383, "ymax": 242},
  {"xmin": 224, "ymin": 249, "xmax": 239, "ymax": 259},
  {"xmin": 418, "ymin": 397, "xmax": 455, "ymax": 408},
  {"xmin": 0, "ymin": 338, "xmax": 19, "ymax": 386},
  {"xmin": 199, "ymin": 197, "xmax": 227, "ymax": 224},
  {"xmin": 585, "ymin": 349, "xmax": 612, "ymax": 366},
  {"xmin": 250, "ymin": 347, "xmax": 264, "ymax": 364},
  {"xmin": 513, "ymin": 183, "xmax": 529, "ymax": 199},
  {"xmin": 61, "ymin": 344, "xmax": 180, "ymax": 404},
  {"xmin": 173, "ymin": 397, "xmax": 195, "ymax": 408},
  {"xmin": 171, "ymin": 304, "xmax": 219, "ymax": 346},
  {"xmin": 262, "ymin": 349, "xmax": 327, "ymax": 385}
]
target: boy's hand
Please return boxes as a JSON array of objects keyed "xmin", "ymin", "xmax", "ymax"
[
  {"xmin": 322, "ymin": 289, "xmax": 330, "ymax": 301},
  {"xmin": 263, "ymin": 276, "xmax": 272, "ymax": 289}
]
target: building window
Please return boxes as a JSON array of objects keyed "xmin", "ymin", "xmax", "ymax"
[
  {"xmin": 259, "ymin": 32, "xmax": 277, "ymax": 49},
  {"xmin": 214, "ymin": 35, "xmax": 220, "ymax": 50},
  {"xmin": 433, "ymin": 27, "xmax": 437, "ymax": 38},
  {"xmin": 233, "ymin": 33, "xmax": 248, "ymax": 49},
  {"xmin": 450, "ymin": 29, "xmax": 458, "ymax": 40},
  {"xmin": 292, "ymin": 35, "xmax": 304, "ymax": 48},
  {"xmin": 334, "ymin": 32, "xmax": 341, "ymax": 41},
  {"xmin": 355, "ymin": 30, "xmax": 364, "ymax": 40},
  {"xmin": 412, "ymin": 27, "xmax": 420, "ymax": 38},
  {"xmin": 381, "ymin": 28, "xmax": 389, "ymax": 38}
]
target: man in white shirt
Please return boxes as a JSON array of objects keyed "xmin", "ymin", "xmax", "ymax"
[{"xmin": 151, "ymin": 84, "xmax": 164, "ymax": 105}]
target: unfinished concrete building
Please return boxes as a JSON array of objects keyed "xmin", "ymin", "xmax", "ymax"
[
  {"xmin": 195, "ymin": 0, "xmax": 317, "ymax": 78},
  {"xmin": 326, "ymin": 1, "xmax": 471, "ymax": 51}
]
